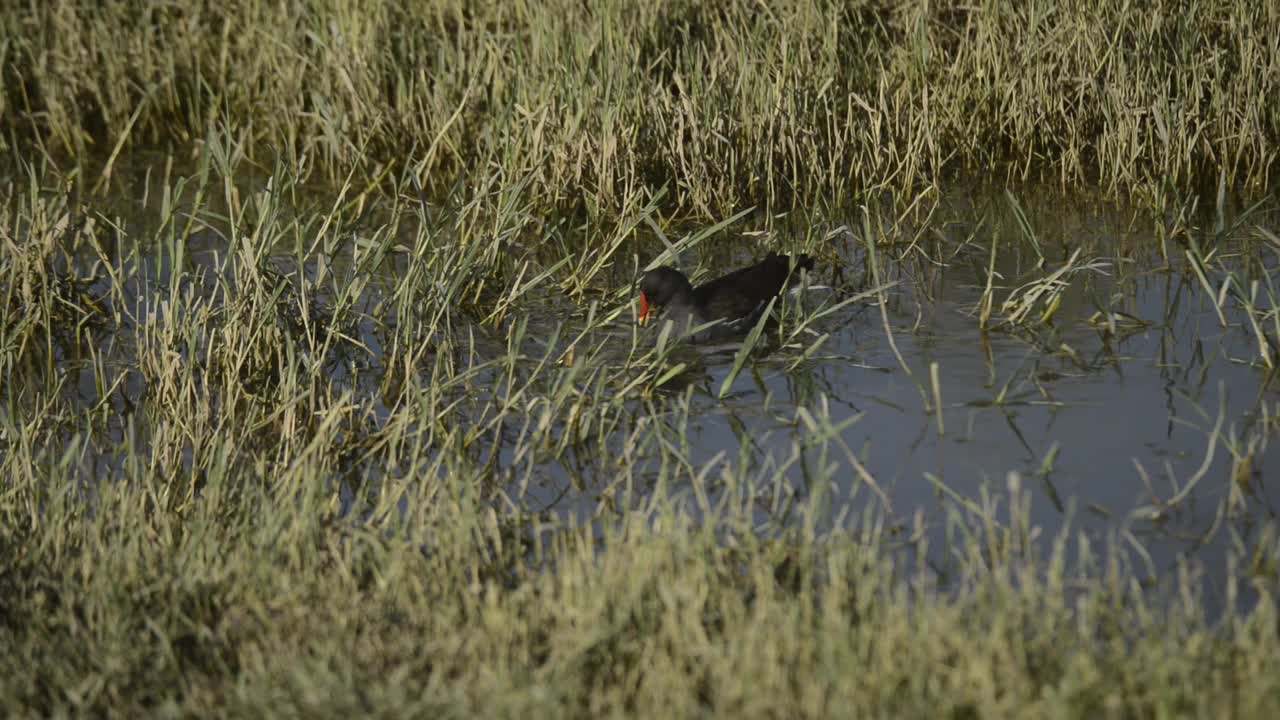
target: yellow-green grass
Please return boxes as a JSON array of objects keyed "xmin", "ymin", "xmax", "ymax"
[
  {"xmin": 3, "ymin": 0, "xmax": 1277, "ymax": 218},
  {"xmin": 2, "ymin": 141, "xmax": 1279, "ymax": 716},
  {"xmin": 4, "ymin": 1, "xmax": 1280, "ymax": 715}
]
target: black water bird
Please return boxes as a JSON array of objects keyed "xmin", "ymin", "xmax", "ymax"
[{"xmin": 637, "ymin": 253, "xmax": 815, "ymax": 341}]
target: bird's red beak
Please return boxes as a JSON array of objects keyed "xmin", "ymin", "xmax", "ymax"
[{"xmin": 638, "ymin": 292, "xmax": 651, "ymax": 325}]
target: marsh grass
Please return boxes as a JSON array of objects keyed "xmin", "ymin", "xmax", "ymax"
[
  {"xmin": 6, "ymin": 451, "xmax": 1279, "ymax": 717},
  {"xmin": 4, "ymin": 0, "xmax": 1278, "ymax": 219},
  {"xmin": 4, "ymin": 1, "xmax": 1280, "ymax": 715},
  {"xmin": 3, "ymin": 127, "xmax": 1280, "ymax": 714}
]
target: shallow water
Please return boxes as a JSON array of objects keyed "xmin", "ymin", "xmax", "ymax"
[
  {"xmin": 18, "ymin": 161, "xmax": 1280, "ymax": 607},
  {"xmin": 506, "ymin": 188, "xmax": 1280, "ymax": 608}
]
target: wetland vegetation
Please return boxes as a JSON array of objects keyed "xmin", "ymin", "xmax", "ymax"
[{"xmin": 3, "ymin": 0, "xmax": 1280, "ymax": 716}]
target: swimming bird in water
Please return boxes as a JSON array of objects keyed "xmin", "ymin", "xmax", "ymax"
[{"xmin": 637, "ymin": 252, "xmax": 815, "ymax": 342}]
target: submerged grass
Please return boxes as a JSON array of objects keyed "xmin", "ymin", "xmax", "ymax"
[{"xmin": 4, "ymin": 0, "xmax": 1280, "ymax": 716}]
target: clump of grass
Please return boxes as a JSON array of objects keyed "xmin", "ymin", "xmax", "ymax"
[
  {"xmin": 4, "ymin": 438, "xmax": 1280, "ymax": 716},
  {"xmin": 4, "ymin": 0, "xmax": 1278, "ymax": 218}
]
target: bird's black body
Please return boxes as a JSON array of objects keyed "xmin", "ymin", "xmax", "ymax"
[{"xmin": 638, "ymin": 253, "xmax": 814, "ymax": 342}]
